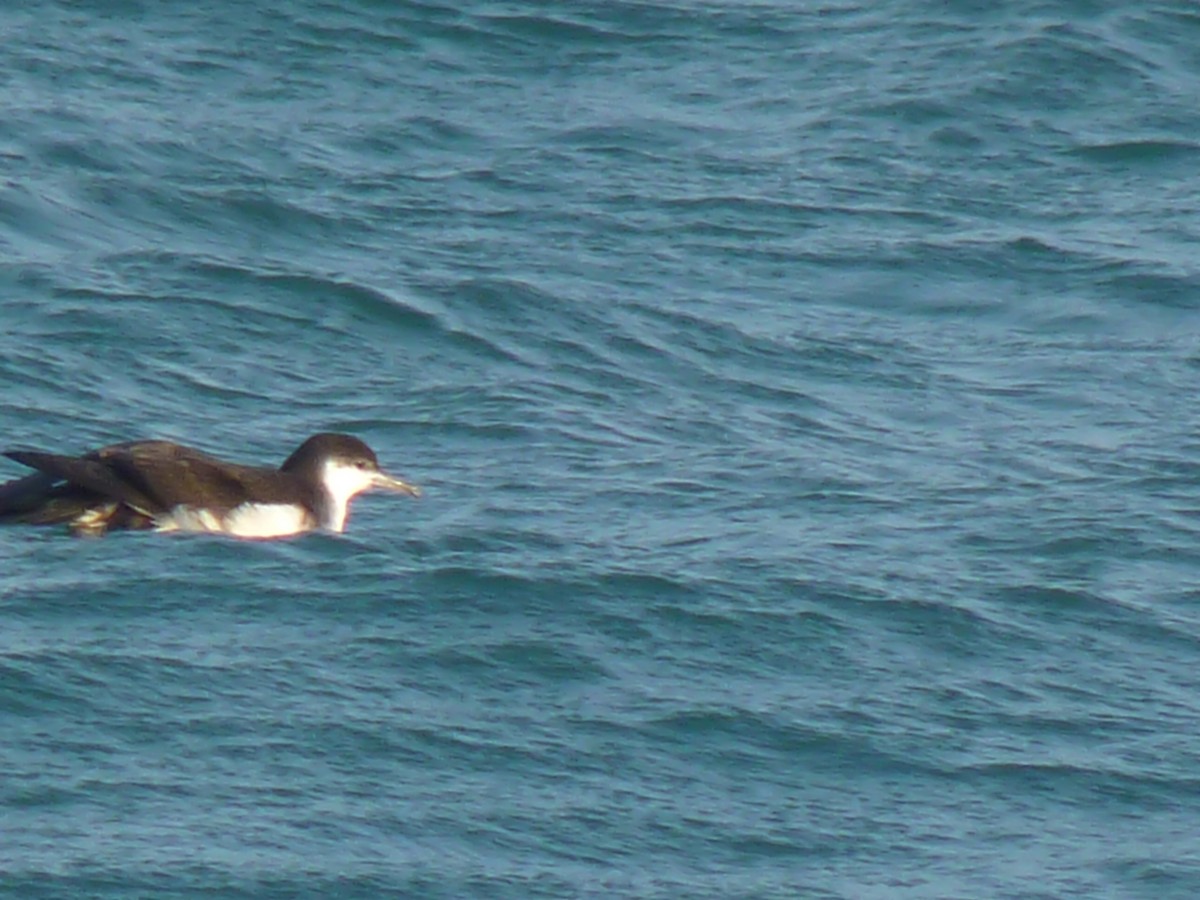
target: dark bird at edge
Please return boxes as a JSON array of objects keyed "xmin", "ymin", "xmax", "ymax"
[{"xmin": 0, "ymin": 432, "xmax": 419, "ymax": 538}]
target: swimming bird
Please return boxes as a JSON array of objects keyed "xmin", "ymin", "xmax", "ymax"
[{"xmin": 0, "ymin": 432, "xmax": 419, "ymax": 538}]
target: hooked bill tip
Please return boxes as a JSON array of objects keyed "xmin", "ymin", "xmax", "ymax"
[{"xmin": 374, "ymin": 471, "xmax": 420, "ymax": 497}]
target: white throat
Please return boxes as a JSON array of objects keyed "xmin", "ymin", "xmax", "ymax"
[{"xmin": 316, "ymin": 458, "xmax": 380, "ymax": 532}]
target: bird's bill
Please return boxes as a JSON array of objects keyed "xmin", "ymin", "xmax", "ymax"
[{"xmin": 372, "ymin": 470, "xmax": 421, "ymax": 496}]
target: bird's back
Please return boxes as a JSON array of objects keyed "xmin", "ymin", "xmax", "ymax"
[{"xmin": 0, "ymin": 440, "xmax": 310, "ymax": 535}]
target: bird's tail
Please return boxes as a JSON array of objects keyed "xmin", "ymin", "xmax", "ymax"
[{"xmin": 0, "ymin": 471, "xmax": 87, "ymax": 523}]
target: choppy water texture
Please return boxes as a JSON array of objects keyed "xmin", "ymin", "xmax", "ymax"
[{"xmin": 3, "ymin": 2, "xmax": 1200, "ymax": 897}]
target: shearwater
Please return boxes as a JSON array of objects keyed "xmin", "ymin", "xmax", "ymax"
[{"xmin": 0, "ymin": 433, "xmax": 420, "ymax": 538}]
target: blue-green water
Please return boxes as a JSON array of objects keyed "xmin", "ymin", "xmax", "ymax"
[{"xmin": 3, "ymin": 2, "xmax": 1200, "ymax": 897}]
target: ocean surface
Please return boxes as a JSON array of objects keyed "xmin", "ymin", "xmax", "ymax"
[{"xmin": 2, "ymin": 1, "xmax": 1200, "ymax": 897}]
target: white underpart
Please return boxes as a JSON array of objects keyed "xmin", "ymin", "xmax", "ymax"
[
  {"xmin": 315, "ymin": 458, "xmax": 382, "ymax": 532},
  {"xmin": 157, "ymin": 503, "xmax": 313, "ymax": 538},
  {"xmin": 150, "ymin": 459, "xmax": 383, "ymax": 539}
]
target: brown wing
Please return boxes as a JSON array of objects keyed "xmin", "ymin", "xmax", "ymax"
[
  {"xmin": 91, "ymin": 441, "xmax": 310, "ymax": 513},
  {"xmin": 4, "ymin": 449, "xmax": 159, "ymax": 514},
  {"xmin": 4, "ymin": 440, "xmax": 312, "ymax": 521}
]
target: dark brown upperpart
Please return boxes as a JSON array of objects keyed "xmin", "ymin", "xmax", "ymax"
[{"xmin": 0, "ymin": 437, "xmax": 332, "ymax": 533}]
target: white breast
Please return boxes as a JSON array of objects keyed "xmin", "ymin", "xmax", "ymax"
[{"xmin": 157, "ymin": 503, "xmax": 314, "ymax": 539}]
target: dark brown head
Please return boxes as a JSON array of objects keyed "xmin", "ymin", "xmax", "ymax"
[{"xmin": 281, "ymin": 433, "xmax": 419, "ymax": 531}]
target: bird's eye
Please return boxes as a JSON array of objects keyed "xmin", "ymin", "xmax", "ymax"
[{"xmin": 355, "ymin": 460, "xmax": 367, "ymax": 470}]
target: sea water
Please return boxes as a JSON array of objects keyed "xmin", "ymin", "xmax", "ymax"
[{"xmin": 2, "ymin": 2, "xmax": 1200, "ymax": 897}]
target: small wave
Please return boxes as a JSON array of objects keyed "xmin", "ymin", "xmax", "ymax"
[
  {"xmin": 423, "ymin": 638, "xmax": 611, "ymax": 685},
  {"xmin": 475, "ymin": 13, "xmax": 628, "ymax": 47},
  {"xmin": 183, "ymin": 260, "xmax": 524, "ymax": 361},
  {"xmin": 956, "ymin": 760, "xmax": 1200, "ymax": 806},
  {"xmin": 1071, "ymin": 139, "xmax": 1200, "ymax": 164}
]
